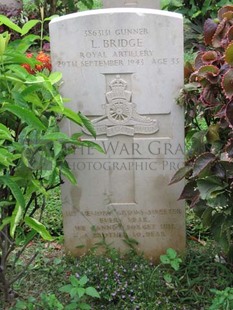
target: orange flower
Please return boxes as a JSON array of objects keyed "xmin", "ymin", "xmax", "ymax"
[
  {"xmin": 22, "ymin": 53, "xmax": 35, "ymax": 74},
  {"xmin": 22, "ymin": 51, "xmax": 52, "ymax": 74},
  {"xmin": 36, "ymin": 51, "xmax": 52, "ymax": 72}
]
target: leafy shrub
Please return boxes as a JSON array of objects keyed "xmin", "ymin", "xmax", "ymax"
[
  {"xmin": 31, "ymin": 0, "xmax": 95, "ymax": 18},
  {"xmin": 162, "ymin": 0, "xmax": 232, "ymax": 22},
  {"xmin": 172, "ymin": 5, "xmax": 233, "ymax": 261},
  {"xmin": 0, "ymin": 16, "xmax": 101, "ymax": 303},
  {"xmin": 162, "ymin": 0, "xmax": 232, "ymax": 51}
]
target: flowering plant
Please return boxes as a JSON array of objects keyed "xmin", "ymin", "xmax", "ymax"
[
  {"xmin": 0, "ymin": 16, "xmax": 102, "ymax": 303},
  {"xmin": 22, "ymin": 51, "xmax": 52, "ymax": 73}
]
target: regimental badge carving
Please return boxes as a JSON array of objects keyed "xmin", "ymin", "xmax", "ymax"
[{"xmin": 83, "ymin": 74, "xmax": 159, "ymax": 137}]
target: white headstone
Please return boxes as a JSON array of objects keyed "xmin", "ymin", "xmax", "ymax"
[
  {"xmin": 50, "ymin": 7, "xmax": 185, "ymax": 261},
  {"xmin": 103, "ymin": 0, "xmax": 160, "ymax": 9}
]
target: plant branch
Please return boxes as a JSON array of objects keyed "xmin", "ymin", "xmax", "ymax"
[{"xmin": 9, "ymin": 252, "xmax": 39, "ymax": 286}]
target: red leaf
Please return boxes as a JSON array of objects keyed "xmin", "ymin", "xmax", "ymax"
[
  {"xmin": 195, "ymin": 52, "xmax": 205, "ymax": 69},
  {"xmin": 212, "ymin": 18, "xmax": 227, "ymax": 48},
  {"xmin": 204, "ymin": 18, "xmax": 218, "ymax": 45},
  {"xmin": 169, "ymin": 166, "xmax": 192, "ymax": 185},
  {"xmin": 201, "ymin": 85, "xmax": 219, "ymax": 106},
  {"xmin": 216, "ymin": 105, "xmax": 226, "ymax": 118},
  {"xmin": 227, "ymin": 26, "xmax": 233, "ymax": 42},
  {"xmin": 184, "ymin": 62, "xmax": 194, "ymax": 80},
  {"xmin": 198, "ymin": 65, "xmax": 219, "ymax": 77},
  {"xmin": 226, "ymin": 100, "xmax": 233, "ymax": 127},
  {"xmin": 202, "ymin": 51, "xmax": 218, "ymax": 64},
  {"xmin": 222, "ymin": 69, "xmax": 233, "ymax": 100},
  {"xmin": 222, "ymin": 11, "xmax": 233, "ymax": 21},
  {"xmin": 226, "ymin": 138, "xmax": 233, "ymax": 158},
  {"xmin": 197, "ymin": 65, "xmax": 220, "ymax": 87},
  {"xmin": 218, "ymin": 5, "xmax": 233, "ymax": 20},
  {"xmin": 192, "ymin": 153, "xmax": 216, "ymax": 177},
  {"xmin": 178, "ymin": 181, "xmax": 200, "ymax": 200},
  {"xmin": 190, "ymin": 194, "xmax": 200, "ymax": 208}
]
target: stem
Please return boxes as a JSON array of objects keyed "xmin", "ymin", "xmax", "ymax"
[
  {"xmin": 0, "ymin": 265, "xmax": 10, "ymax": 302},
  {"xmin": 40, "ymin": 20, "xmax": 44, "ymax": 51},
  {"xmin": 39, "ymin": 196, "xmax": 46, "ymax": 222},
  {"xmin": 0, "ymin": 228, "xmax": 12, "ymax": 302},
  {"xmin": 13, "ymin": 232, "xmax": 36, "ymax": 268},
  {"xmin": 9, "ymin": 252, "xmax": 39, "ymax": 286},
  {"xmin": 40, "ymin": 6, "xmax": 45, "ymax": 51}
]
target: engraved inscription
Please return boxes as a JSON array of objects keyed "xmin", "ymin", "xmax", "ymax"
[
  {"xmin": 74, "ymin": 208, "xmax": 183, "ymax": 239},
  {"xmin": 56, "ymin": 27, "xmax": 182, "ymax": 68}
]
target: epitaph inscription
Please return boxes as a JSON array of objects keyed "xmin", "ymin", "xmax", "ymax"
[{"xmin": 50, "ymin": 8, "xmax": 185, "ymax": 260}]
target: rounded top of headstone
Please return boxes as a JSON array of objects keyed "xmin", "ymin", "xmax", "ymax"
[{"xmin": 102, "ymin": 0, "xmax": 160, "ymax": 9}]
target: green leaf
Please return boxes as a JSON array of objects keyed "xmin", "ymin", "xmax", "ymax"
[
  {"xmin": 59, "ymin": 284, "xmax": 73, "ymax": 294},
  {"xmin": 80, "ymin": 0, "xmax": 94, "ymax": 9},
  {"xmin": 44, "ymin": 15, "xmax": 59, "ymax": 22},
  {"xmin": 70, "ymin": 287, "xmax": 78, "ymax": 299},
  {"xmin": 65, "ymin": 303, "xmax": 80, "ymax": 310},
  {"xmin": 78, "ymin": 112, "xmax": 96, "ymax": 138},
  {"xmin": 70, "ymin": 275, "xmax": 78, "ymax": 287},
  {"xmin": 49, "ymin": 72, "xmax": 62, "ymax": 85},
  {"xmin": 163, "ymin": 273, "xmax": 172, "ymax": 283},
  {"xmin": 166, "ymin": 248, "xmax": 177, "ymax": 259},
  {"xmin": 60, "ymin": 164, "xmax": 77, "ymax": 185},
  {"xmin": 8, "ymin": 64, "xmax": 30, "ymax": 79},
  {"xmin": 0, "ymin": 73, "xmax": 23, "ymax": 83},
  {"xmin": 4, "ymin": 105, "xmax": 46, "ymax": 131},
  {"xmin": 0, "ymin": 147, "xmax": 17, "ymax": 167},
  {"xmin": 0, "ymin": 124, "xmax": 13, "ymax": 141},
  {"xmin": 85, "ymin": 287, "xmax": 100, "ymax": 298},
  {"xmin": 53, "ymin": 141, "xmax": 62, "ymax": 157},
  {"xmin": 225, "ymin": 42, "xmax": 233, "ymax": 66},
  {"xmin": 77, "ymin": 287, "xmax": 85, "ymax": 298},
  {"xmin": 0, "ymin": 15, "xmax": 22, "ymax": 34},
  {"xmin": 10, "ymin": 203, "xmax": 23, "ymax": 237},
  {"xmin": 79, "ymin": 275, "xmax": 88, "ymax": 286},
  {"xmin": 171, "ymin": 261, "xmax": 180, "ymax": 271},
  {"xmin": 21, "ymin": 20, "xmax": 41, "ymax": 36},
  {"xmin": 43, "ymin": 35, "xmax": 50, "ymax": 42},
  {"xmin": 57, "ymin": 107, "xmax": 82, "ymax": 125},
  {"xmin": 160, "ymin": 254, "xmax": 170, "ymax": 264},
  {"xmin": 77, "ymin": 140, "xmax": 104, "ymax": 154},
  {"xmin": 24, "ymin": 217, "xmax": 53, "ymax": 241},
  {"xmin": 41, "ymin": 132, "xmax": 70, "ymax": 142},
  {"xmin": 0, "ymin": 201, "xmax": 14, "ymax": 207},
  {"xmin": 197, "ymin": 177, "xmax": 228, "ymax": 200},
  {"xmin": 0, "ymin": 175, "xmax": 25, "ymax": 208},
  {"xmin": 206, "ymin": 124, "xmax": 220, "ymax": 143},
  {"xmin": 0, "ymin": 217, "xmax": 11, "ymax": 231},
  {"xmin": 78, "ymin": 303, "xmax": 91, "ymax": 310}
]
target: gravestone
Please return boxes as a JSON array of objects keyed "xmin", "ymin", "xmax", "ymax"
[
  {"xmin": 50, "ymin": 3, "xmax": 185, "ymax": 261},
  {"xmin": 103, "ymin": 0, "xmax": 160, "ymax": 9}
]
